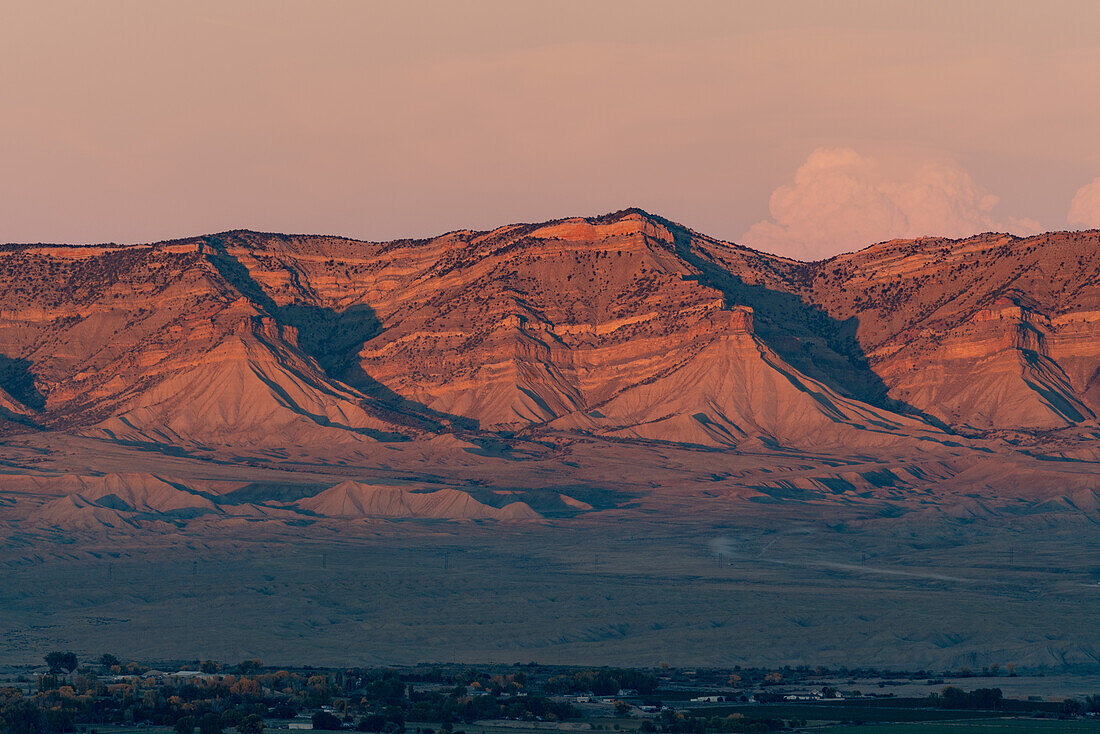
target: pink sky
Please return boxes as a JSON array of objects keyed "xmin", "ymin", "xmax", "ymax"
[{"xmin": 3, "ymin": 1, "xmax": 1100, "ymax": 259}]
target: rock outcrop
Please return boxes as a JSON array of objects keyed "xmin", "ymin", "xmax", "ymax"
[
  {"xmin": 799, "ymin": 232, "xmax": 1100, "ymax": 430},
  {"xmin": 298, "ymin": 480, "xmax": 540, "ymax": 521},
  {"xmin": 31, "ymin": 473, "xmax": 220, "ymax": 530},
  {"xmin": 0, "ymin": 209, "xmax": 1097, "ymax": 454}
]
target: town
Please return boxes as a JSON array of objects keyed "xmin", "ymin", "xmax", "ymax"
[{"xmin": 2, "ymin": 655, "xmax": 1098, "ymax": 734}]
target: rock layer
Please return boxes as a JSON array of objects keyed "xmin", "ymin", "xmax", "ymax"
[{"xmin": 0, "ymin": 210, "xmax": 1097, "ymax": 452}]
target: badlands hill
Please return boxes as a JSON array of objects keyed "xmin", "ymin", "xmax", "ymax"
[
  {"xmin": 0, "ymin": 209, "xmax": 1098, "ymax": 531},
  {"xmin": 299, "ymin": 480, "xmax": 540, "ymax": 520}
]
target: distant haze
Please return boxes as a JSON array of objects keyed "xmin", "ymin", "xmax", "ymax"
[{"xmin": 3, "ymin": 1, "xmax": 1100, "ymax": 259}]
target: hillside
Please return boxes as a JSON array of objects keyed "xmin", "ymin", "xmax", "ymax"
[
  {"xmin": 0, "ymin": 209, "xmax": 1097, "ymax": 533},
  {"xmin": 4, "ymin": 210, "xmax": 1097, "ymax": 447}
]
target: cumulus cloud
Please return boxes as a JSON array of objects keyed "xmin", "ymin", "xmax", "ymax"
[
  {"xmin": 741, "ymin": 148, "xmax": 1041, "ymax": 261},
  {"xmin": 1068, "ymin": 177, "xmax": 1100, "ymax": 229}
]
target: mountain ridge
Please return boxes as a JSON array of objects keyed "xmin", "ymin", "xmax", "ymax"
[
  {"xmin": 0, "ymin": 208, "xmax": 1098, "ymax": 536},
  {"xmin": 1, "ymin": 208, "xmax": 1097, "ymax": 443}
]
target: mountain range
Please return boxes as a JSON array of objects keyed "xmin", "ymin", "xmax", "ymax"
[{"xmin": 1, "ymin": 208, "xmax": 1098, "ymax": 532}]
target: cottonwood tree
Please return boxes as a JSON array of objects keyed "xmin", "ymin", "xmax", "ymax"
[
  {"xmin": 44, "ymin": 652, "xmax": 78, "ymax": 676},
  {"xmin": 238, "ymin": 714, "xmax": 264, "ymax": 734},
  {"xmin": 200, "ymin": 713, "xmax": 223, "ymax": 734}
]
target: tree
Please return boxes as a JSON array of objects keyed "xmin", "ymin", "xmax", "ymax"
[
  {"xmin": 2, "ymin": 697, "xmax": 45, "ymax": 734},
  {"xmin": 44, "ymin": 652, "xmax": 78, "ymax": 676},
  {"xmin": 238, "ymin": 714, "xmax": 264, "ymax": 734},
  {"xmin": 971, "ymin": 688, "xmax": 1003, "ymax": 710},
  {"xmin": 1060, "ymin": 698, "xmax": 1084, "ymax": 717},
  {"xmin": 44, "ymin": 652, "xmax": 63, "ymax": 674},
  {"xmin": 934, "ymin": 687, "xmax": 1002, "ymax": 710},
  {"xmin": 176, "ymin": 716, "xmax": 197, "ymax": 734},
  {"xmin": 237, "ymin": 660, "xmax": 263, "ymax": 676},
  {"xmin": 200, "ymin": 661, "xmax": 220, "ymax": 674},
  {"xmin": 200, "ymin": 713, "xmax": 223, "ymax": 734},
  {"xmin": 312, "ymin": 712, "xmax": 342, "ymax": 731},
  {"xmin": 99, "ymin": 654, "xmax": 121, "ymax": 669},
  {"xmin": 358, "ymin": 715, "xmax": 386, "ymax": 732},
  {"xmin": 271, "ymin": 703, "xmax": 297, "ymax": 719}
]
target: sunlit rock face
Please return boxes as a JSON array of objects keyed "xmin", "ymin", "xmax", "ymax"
[
  {"xmin": 0, "ymin": 210, "xmax": 1097, "ymax": 453},
  {"xmin": 800, "ymin": 231, "xmax": 1100, "ymax": 430}
]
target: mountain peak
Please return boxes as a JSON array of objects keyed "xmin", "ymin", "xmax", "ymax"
[{"xmin": 587, "ymin": 207, "xmax": 656, "ymax": 224}]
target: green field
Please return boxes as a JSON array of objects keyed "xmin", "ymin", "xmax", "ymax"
[
  {"xmin": 75, "ymin": 719, "xmax": 1100, "ymax": 734},
  {"xmin": 703, "ymin": 704, "xmax": 1006, "ymax": 723},
  {"xmin": 819, "ymin": 719, "xmax": 1100, "ymax": 733}
]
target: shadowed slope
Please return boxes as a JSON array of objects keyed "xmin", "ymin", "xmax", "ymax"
[
  {"xmin": 801, "ymin": 232, "xmax": 1100, "ymax": 430},
  {"xmin": 347, "ymin": 209, "xmax": 941, "ymax": 448}
]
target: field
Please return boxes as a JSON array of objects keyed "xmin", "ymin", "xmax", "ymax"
[
  {"xmin": 2, "ymin": 510, "xmax": 1098, "ymax": 671},
  {"xmin": 702, "ymin": 704, "xmax": 1006, "ymax": 723},
  {"xmin": 819, "ymin": 719, "xmax": 1100, "ymax": 733},
  {"xmin": 73, "ymin": 719, "xmax": 1100, "ymax": 734}
]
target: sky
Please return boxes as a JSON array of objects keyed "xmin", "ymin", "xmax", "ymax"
[{"xmin": 3, "ymin": 0, "xmax": 1100, "ymax": 260}]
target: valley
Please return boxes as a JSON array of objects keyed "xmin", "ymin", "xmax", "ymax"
[{"xmin": 0, "ymin": 209, "xmax": 1097, "ymax": 670}]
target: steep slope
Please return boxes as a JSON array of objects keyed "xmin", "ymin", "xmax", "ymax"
[
  {"xmin": 340, "ymin": 211, "xmax": 938, "ymax": 448},
  {"xmin": 0, "ymin": 241, "xmax": 433, "ymax": 447},
  {"xmin": 62, "ymin": 473, "xmax": 218, "ymax": 514},
  {"xmin": 28, "ymin": 472, "xmax": 221, "ymax": 531},
  {"xmin": 298, "ymin": 480, "xmax": 540, "ymax": 520},
  {"xmin": 92, "ymin": 319, "xmax": 414, "ymax": 447},
  {"xmin": 550, "ymin": 306, "xmax": 936, "ymax": 448},
  {"xmin": 35, "ymin": 494, "xmax": 140, "ymax": 531},
  {"xmin": 0, "ymin": 389, "xmax": 32, "ymax": 434},
  {"xmin": 798, "ymin": 232, "xmax": 1100, "ymax": 430},
  {"xmin": 0, "ymin": 385, "xmax": 34, "ymax": 419}
]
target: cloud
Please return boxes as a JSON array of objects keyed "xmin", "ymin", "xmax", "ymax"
[
  {"xmin": 1068, "ymin": 177, "xmax": 1100, "ymax": 229},
  {"xmin": 740, "ymin": 148, "xmax": 1041, "ymax": 261}
]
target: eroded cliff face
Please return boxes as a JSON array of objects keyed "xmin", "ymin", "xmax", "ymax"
[
  {"xmin": 344, "ymin": 211, "xmax": 922, "ymax": 447},
  {"xmin": 0, "ymin": 241, "xmax": 432, "ymax": 446},
  {"xmin": 0, "ymin": 210, "xmax": 1097, "ymax": 451},
  {"xmin": 800, "ymin": 231, "xmax": 1100, "ymax": 430}
]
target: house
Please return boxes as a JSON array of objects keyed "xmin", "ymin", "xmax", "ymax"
[
  {"xmin": 783, "ymin": 692, "xmax": 821, "ymax": 701},
  {"xmin": 289, "ymin": 714, "xmax": 314, "ymax": 730}
]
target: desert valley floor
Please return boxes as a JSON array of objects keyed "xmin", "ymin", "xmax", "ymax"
[
  {"xmin": 0, "ymin": 430, "xmax": 1097, "ymax": 671},
  {"xmin": 1, "ymin": 211, "xmax": 1098, "ymax": 670}
]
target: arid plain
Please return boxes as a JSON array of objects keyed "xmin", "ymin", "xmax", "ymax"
[{"xmin": 0, "ymin": 209, "xmax": 1097, "ymax": 670}]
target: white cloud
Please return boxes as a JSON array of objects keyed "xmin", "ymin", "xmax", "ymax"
[
  {"xmin": 740, "ymin": 148, "xmax": 1041, "ymax": 261},
  {"xmin": 1068, "ymin": 177, "xmax": 1100, "ymax": 229}
]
